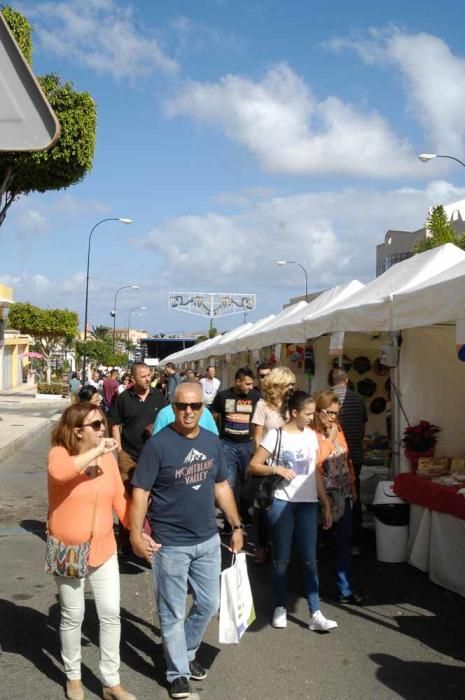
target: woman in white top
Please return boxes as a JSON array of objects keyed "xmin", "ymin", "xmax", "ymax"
[
  {"xmin": 249, "ymin": 391, "xmax": 336, "ymax": 632},
  {"xmin": 251, "ymin": 366, "xmax": 296, "ymax": 562}
]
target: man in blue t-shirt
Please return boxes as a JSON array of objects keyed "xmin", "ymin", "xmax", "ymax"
[{"xmin": 130, "ymin": 382, "xmax": 244, "ymax": 700}]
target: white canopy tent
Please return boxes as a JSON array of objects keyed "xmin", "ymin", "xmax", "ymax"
[
  {"xmin": 244, "ymin": 280, "xmax": 365, "ymax": 350},
  {"xmin": 218, "ymin": 314, "xmax": 276, "ymax": 355},
  {"xmin": 184, "ymin": 322, "xmax": 253, "ymax": 363},
  {"xmin": 302, "ymin": 244, "xmax": 465, "ymax": 338},
  {"xmin": 393, "ymin": 255, "xmax": 465, "ymax": 329}
]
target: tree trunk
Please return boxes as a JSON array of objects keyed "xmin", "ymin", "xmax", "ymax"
[{"xmin": 45, "ymin": 359, "xmax": 52, "ymax": 384}]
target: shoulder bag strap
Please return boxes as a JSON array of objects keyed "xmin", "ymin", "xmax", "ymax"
[
  {"xmin": 89, "ymin": 482, "xmax": 99, "ymax": 539},
  {"xmin": 270, "ymin": 427, "xmax": 282, "ymax": 467}
]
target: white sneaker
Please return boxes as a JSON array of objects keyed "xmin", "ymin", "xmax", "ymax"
[
  {"xmin": 309, "ymin": 610, "xmax": 338, "ymax": 632},
  {"xmin": 272, "ymin": 606, "xmax": 287, "ymax": 628}
]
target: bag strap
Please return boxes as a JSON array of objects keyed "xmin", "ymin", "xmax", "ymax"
[
  {"xmin": 89, "ymin": 482, "xmax": 99, "ymax": 539},
  {"xmin": 270, "ymin": 427, "xmax": 282, "ymax": 467},
  {"xmin": 47, "ymin": 472, "xmax": 100, "ymax": 539}
]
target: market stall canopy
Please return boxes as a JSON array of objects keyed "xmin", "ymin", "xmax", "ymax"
[
  {"xmin": 219, "ymin": 315, "xmax": 276, "ymax": 355},
  {"xmin": 20, "ymin": 351, "xmax": 44, "ymax": 358},
  {"xmin": 393, "ymin": 253, "xmax": 465, "ymax": 329},
  {"xmin": 0, "ymin": 14, "xmax": 60, "ymax": 150},
  {"xmin": 238, "ymin": 300, "xmax": 308, "ymax": 352},
  {"xmin": 246, "ymin": 280, "xmax": 364, "ymax": 348},
  {"xmin": 159, "ymin": 334, "xmax": 220, "ymax": 366},
  {"xmin": 304, "ymin": 244, "xmax": 465, "ymax": 337},
  {"xmin": 191, "ymin": 322, "xmax": 253, "ymax": 361}
]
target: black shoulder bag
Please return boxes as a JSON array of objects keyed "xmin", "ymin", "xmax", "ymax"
[{"xmin": 255, "ymin": 428, "xmax": 283, "ymax": 512}]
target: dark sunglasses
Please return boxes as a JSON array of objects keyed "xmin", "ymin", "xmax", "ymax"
[
  {"xmin": 258, "ymin": 374, "xmax": 269, "ymax": 379},
  {"xmin": 81, "ymin": 419, "xmax": 106, "ymax": 431},
  {"xmin": 173, "ymin": 402, "xmax": 203, "ymax": 411}
]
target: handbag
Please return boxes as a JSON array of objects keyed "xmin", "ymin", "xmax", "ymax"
[
  {"xmin": 322, "ymin": 439, "xmax": 349, "ymax": 524},
  {"xmin": 255, "ymin": 428, "xmax": 283, "ymax": 511},
  {"xmin": 45, "ymin": 484, "xmax": 98, "ymax": 578},
  {"xmin": 219, "ymin": 552, "xmax": 256, "ymax": 644}
]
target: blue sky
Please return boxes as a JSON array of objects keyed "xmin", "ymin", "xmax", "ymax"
[{"xmin": 2, "ymin": 0, "xmax": 465, "ymax": 334}]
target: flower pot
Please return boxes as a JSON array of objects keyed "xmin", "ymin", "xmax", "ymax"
[{"xmin": 405, "ymin": 448, "xmax": 434, "ymax": 473}]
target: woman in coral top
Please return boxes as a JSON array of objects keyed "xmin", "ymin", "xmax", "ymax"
[
  {"xmin": 314, "ymin": 391, "xmax": 363, "ymax": 605},
  {"xmin": 48, "ymin": 402, "xmax": 156, "ymax": 700}
]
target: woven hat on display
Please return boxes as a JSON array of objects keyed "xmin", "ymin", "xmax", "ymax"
[{"xmin": 353, "ymin": 356, "xmax": 372, "ymax": 374}]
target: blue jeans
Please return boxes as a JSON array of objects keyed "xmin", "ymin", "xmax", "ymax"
[
  {"xmin": 267, "ymin": 499, "xmax": 320, "ymax": 614},
  {"xmin": 221, "ymin": 440, "xmax": 253, "ymax": 522},
  {"xmin": 221, "ymin": 440, "xmax": 253, "ymax": 488},
  {"xmin": 152, "ymin": 533, "xmax": 221, "ymax": 682},
  {"xmin": 334, "ymin": 497, "xmax": 353, "ymax": 598}
]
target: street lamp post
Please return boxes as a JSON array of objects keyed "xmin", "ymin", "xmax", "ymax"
[
  {"xmin": 112, "ymin": 284, "xmax": 139, "ymax": 353},
  {"xmin": 82, "ymin": 217, "xmax": 132, "ymax": 382},
  {"xmin": 418, "ymin": 153, "xmax": 465, "ymax": 168},
  {"xmin": 277, "ymin": 260, "xmax": 309, "ymax": 302},
  {"xmin": 127, "ymin": 306, "xmax": 147, "ymax": 347}
]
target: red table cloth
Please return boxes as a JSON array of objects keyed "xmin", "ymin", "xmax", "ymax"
[{"xmin": 394, "ymin": 473, "xmax": 465, "ymax": 521}]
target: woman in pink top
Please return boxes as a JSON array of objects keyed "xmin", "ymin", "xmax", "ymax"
[{"xmin": 48, "ymin": 402, "xmax": 157, "ymax": 700}]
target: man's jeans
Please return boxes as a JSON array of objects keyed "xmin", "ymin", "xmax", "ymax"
[
  {"xmin": 152, "ymin": 533, "xmax": 220, "ymax": 682},
  {"xmin": 221, "ymin": 439, "xmax": 253, "ymax": 523}
]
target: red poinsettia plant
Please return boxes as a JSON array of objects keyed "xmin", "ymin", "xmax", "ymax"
[{"xmin": 402, "ymin": 420, "xmax": 441, "ymax": 452}]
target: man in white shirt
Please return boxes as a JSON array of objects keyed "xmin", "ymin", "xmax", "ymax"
[{"xmin": 200, "ymin": 366, "xmax": 221, "ymax": 409}]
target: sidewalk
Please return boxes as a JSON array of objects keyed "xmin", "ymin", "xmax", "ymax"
[
  {"xmin": 0, "ymin": 381, "xmax": 37, "ymax": 398},
  {"xmin": 0, "ymin": 412, "xmax": 51, "ymax": 463}
]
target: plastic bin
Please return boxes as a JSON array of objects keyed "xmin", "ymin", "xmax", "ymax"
[{"xmin": 372, "ymin": 481, "xmax": 409, "ymax": 563}]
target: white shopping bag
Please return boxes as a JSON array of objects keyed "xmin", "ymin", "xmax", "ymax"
[{"xmin": 219, "ymin": 552, "xmax": 256, "ymax": 644}]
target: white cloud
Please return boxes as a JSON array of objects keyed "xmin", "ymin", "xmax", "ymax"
[
  {"xmin": 324, "ymin": 27, "xmax": 465, "ymax": 157},
  {"xmin": 169, "ymin": 15, "xmax": 244, "ymax": 55},
  {"xmin": 214, "ymin": 186, "xmax": 277, "ymax": 208},
  {"xmin": 3, "ymin": 181, "xmax": 465, "ymax": 328},
  {"xmin": 133, "ymin": 180, "xmax": 465, "ymax": 300},
  {"xmin": 16, "ymin": 209, "xmax": 48, "ymax": 237},
  {"xmin": 167, "ymin": 63, "xmax": 423, "ymax": 178},
  {"xmin": 27, "ymin": 0, "xmax": 178, "ymax": 80}
]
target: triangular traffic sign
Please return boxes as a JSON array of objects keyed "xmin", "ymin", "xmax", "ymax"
[{"xmin": 0, "ymin": 13, "xmax": 60, "ymax": 151}]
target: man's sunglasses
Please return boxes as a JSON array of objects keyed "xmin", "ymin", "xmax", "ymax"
[
  {"xmin": 81, "ymin": 419, "xmax": 106, "ymax": 431},
  {"xmin": 173, "ymin": 402, "xmax": 203, "ymax": 411}
]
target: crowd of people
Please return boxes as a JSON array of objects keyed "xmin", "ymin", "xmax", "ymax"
[{"xmin": 50, "ymin": 360, "xmax": 366, "ymax": 699}]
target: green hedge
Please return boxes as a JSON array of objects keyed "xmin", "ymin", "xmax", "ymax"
[{"xmin": 37, "ymin": 383, "xmax": 63, "ymax": 395}]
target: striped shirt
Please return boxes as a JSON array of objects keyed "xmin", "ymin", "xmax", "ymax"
[{"xmin": 332, "ymin": 384, "xmax": 367, "ymax": 465}]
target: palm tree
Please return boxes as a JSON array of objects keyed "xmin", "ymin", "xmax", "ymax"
[{"xmin": 91, "ymin": 325, "xmax": 111, "ymax": 341}]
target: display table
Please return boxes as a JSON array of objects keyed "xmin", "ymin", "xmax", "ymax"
[
  {"xmin": 394, "ymin": 472, "xmax": 465, "ymax": 520},
  {"xmin": 394, "ymin": 474, "xmax": 465, "ymax": 597}
]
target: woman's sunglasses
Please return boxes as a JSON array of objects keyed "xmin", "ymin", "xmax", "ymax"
[
  {"xmin": 81, "ymin": 419, "xmax": 106, "ymax": 431},
  {"xmin": 318, "ymin": 409, "xmax": 339, "ymax": 418},
  {"xmin": 173, "ymin": 402, "xmax": 203, "ymax": 411}
]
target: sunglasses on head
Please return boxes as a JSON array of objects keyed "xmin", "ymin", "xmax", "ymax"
[
  {"xmin": 173, "ymin": 402, "xmax": 203, "ymax": 411},
  {"xmin": 81, "ymin": 419, "xmax": 106, "ymax": 431}
]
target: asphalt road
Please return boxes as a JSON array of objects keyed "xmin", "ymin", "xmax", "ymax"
[{"xmin": 1, "ymin": 425, "xmax": 465, "ymax": 699}]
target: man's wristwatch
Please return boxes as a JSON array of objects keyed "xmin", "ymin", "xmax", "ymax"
[{"xmin": 232, "ymin": 523, "xmax": 245, "ymax": 530}]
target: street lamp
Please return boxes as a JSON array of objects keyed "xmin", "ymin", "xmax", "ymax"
[
  {"xmin": 112, "ymin": 284, "xmax": 139, "ymax": 353},
  {"xmin": 127, "ymin": 306, "xmax": 147, "ymax": 345},
  {"xmin": 277, "ymin": 260, "xmax": 309, "ymax": 302},
  {"xmin": 418, "ymin": 153, "xmax": 465, "ymax": 168},
  {"xmin": 82, "ymin": 217, "xmax": 132, "ymax": 382}
]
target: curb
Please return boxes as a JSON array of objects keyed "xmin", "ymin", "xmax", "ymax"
[{"xmin": 0, "ymin": 418, "xmax": 52, "ymax": 464}]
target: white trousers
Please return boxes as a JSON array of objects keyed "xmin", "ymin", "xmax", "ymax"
[{"xmin": 55, "ymin": 553, "xmax": 121, "ymax": 687}]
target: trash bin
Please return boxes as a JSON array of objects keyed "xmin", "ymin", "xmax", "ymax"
[{"xmin": 372, "ymin": 481, "xmax": 409, "ymax": 563}]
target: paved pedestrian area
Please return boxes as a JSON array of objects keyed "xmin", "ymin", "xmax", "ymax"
[
  {"xmin": 1, "ymin": 525, "xmax": 465, "ymax": 700},
  {"xmin": 1, "ymin": 424, "xmax": 465, "ymax": 699}
]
